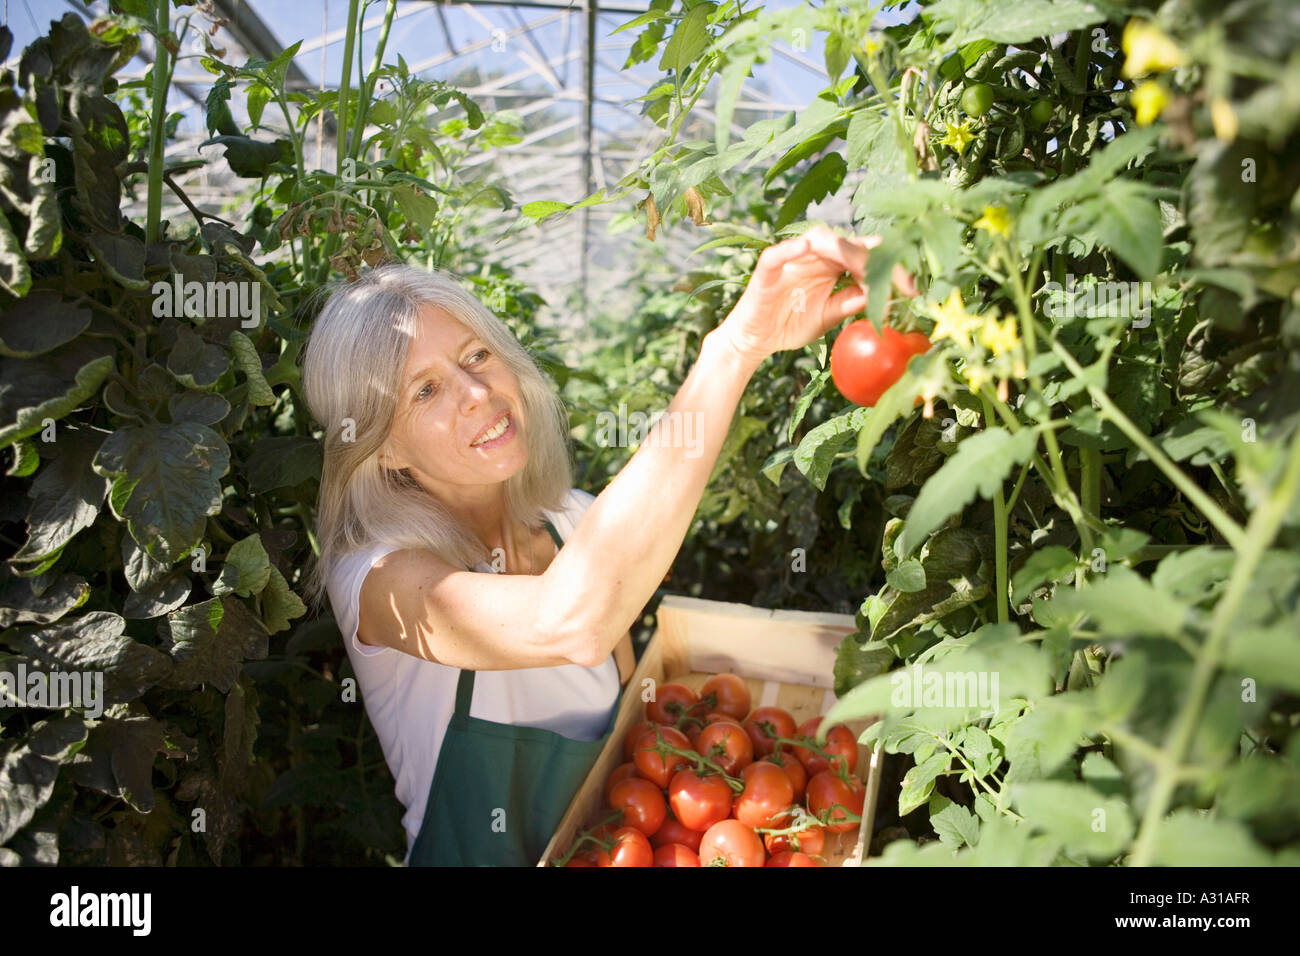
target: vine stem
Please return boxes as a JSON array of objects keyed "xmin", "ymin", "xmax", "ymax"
[
  {"xmin": 1128, "ymin": 425, "xmax": 1300, "ymax": 866},
  {"xmin": 145, "ymin": 0, "xmax": 173, "ymax": 244},
  {"xmin": 979, "ymin": 392, "xmax": 1010, "ymax": 623},
  {"xmin": 1030, "ymin": 314, "xmax": 1248, "ymax": 552}
]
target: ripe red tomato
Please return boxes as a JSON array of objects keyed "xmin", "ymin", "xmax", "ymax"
[
  {"xmin": 623, "ymin": 720, "xmax": 660, "ymax": 761},
  {"xmin": 651, "ymin": 815, "xmax": 704, "ymax": 852},
  {"xmin": 766, "ymin": 850, "xmax": 817, "ymax": 867},
  {"xmin": 668, "ymin": 769, "xmax": 733, "ymax": 832},
  {"xmin": 806, "ymin": 770, "xmax": 866, "ymax": 834},
  {"xmin": 698, "ymin": 674, "xmax": 751, "ymax": 721},
  {"xmin": 652, "ymin": 843, "xmax": 700, "ymax": 867},
  {"xmin": 698, "ymin": 819, "xmax": 766, "ymax": 868},
  {"xmin": 743, "ymin": 706, "xmax": 797, "ymax": 757},
  {"xmin": 683, "ymin": 711, "xmax": 734, "ymax": 748},
  {"xmin": 830, "ymin": 320, "xmax": 931, "ymax": 407},
  {"xmin": 645, "ymin": 682, "xmax": 700, "ymax": 725},
  {"xmin": 604, "ymin": 762, "xmax": 640, "ymax": 804},
  {"xmin": 764, "ymin": 824, "xmax": 826, "ymax": 857},
  {"xmin": 608, "ymin": 777, "xmax": 666, "ymax": 837},
  {"xmin": 734, "ymin": 762, "xmax": 795, "ymax": 829},
  {"xmin": 793, "ymin": 718, "xmax": 858, "ymax": 776},
  {"xmin": 598, "ymin": 827, "xmax": 654, "ymax": 867},
  {"xmin": 763, "ymin": 750, "xmax": 808, "ymax": 804},
  {"xmin": 695, "ymin": 719, "xmax": 754, "ymax": 775},
  {"xmin": 632, "ymin": 725, "xmax": 693, "ymax": 788}
]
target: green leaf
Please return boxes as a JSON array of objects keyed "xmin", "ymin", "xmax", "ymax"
[
  {"xmin": 166, "ymin": 326, "xmax": 228, "ymax": 389},
  {"xmin": 0, "ymin": 716, "xmax": 88, "ymax": 846},
  {"xmin": 856, "ymin": 353, "xmax": 938, "ymax": 473},
  {"xmin": 246, "ymin": 81, "xmax": 271, "ymax": 131},
  {"xmin": 393, "ymin": 184, "xmax": 440, "ymax": 230},
  {"xmin": 1011, "ymin": 781, "xmax": 1133, "ymax": 860},
  {"xmin": 260, "ymin": 565, "xmax": 307, "ymax": 635},
  {"xmin": 795, "ymin": 407, "xmax": 867, "ymax": 491},
  {"xmin": 886, "ymin": 558, "xmax": 927, "ymax": 593},
  {"xmin": 787, "ymin": 367, "xmax": 830, "ymax": 442},
  {"xmin": 924, "ymin": 0, "xmax": 1114, "ymax": 44},
  {"xmin": 898, "ymin": 427, "xmax": 1039, "ymax": 558},
  {"xmin": 930, "ymin": 794, "xmax": 981, "ymax": 848},
  {"xmin": 159, "ymin": 595, "xmax": 269, "ymax": 693},
  {"xmin": 227, "ymin": 330, "xmax": 274, "ymax": 406},
  {"xmin": 92, "ymin": 422, "xmax": 231, "ymax": 564},
  {"xmin": 0, "ymin": 339, "xmax": 115, "ymax": 450},
  {"xmin": 1004, "ymin": 695, "xmax": 1088, "ymax": 781},
  {"xmin": 11, "ymin": 426, "xmax": 108, "ymax": 563},
  {"xmin": 1085, "ymin": 181, "xmax": 1164, "ymax": 280},
  {"xmin": 1011, "ymin": 545, "xmax": 1077, "ymax": 603},
  {"xmin": 1048, "ymin": 565, "xmax": 1193, "ymax": 641},
  {"xmin": 774, "ymin": 152, "xmax": 846, "ymax": 231},
  {"xmin": 0, "ymin": 293, "xmax": 91, "ymax": 358},
  {"xmin": 1150, "ymin": 810, "xmax": 1273, "ymax": 866},
  {"xmin": 3, "ymin": 611, "xmax": 173, "ymax": 705},
  {"xmin": 833, "ymin": 635, "xmax": 894, "ymax": 697},
  {"xmin": 899, "ymin": 750, "xmax": 951, "ymax": 816},
  {"xmin": 245, "ymin": 435, "xmax": 322, "ymax": 493},
  {"xmin": 214, "ymin": 534, "xmax": 272, "ymax": 598},
  {"xmin": 0, "ymin": 573, "xmax": 89, "ymax": 628},
  {"xmin": 658, "ymin": 2, "xmax": 713, "ymax": 73},
  {"xmin": 1224, "ymin": 623, "xmax": 1300, "ymax": 694}
]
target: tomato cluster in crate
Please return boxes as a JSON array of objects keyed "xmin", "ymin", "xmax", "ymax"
[{"xmin": 554, "ymin": 672, "xmax": 866, "ymax": 867}]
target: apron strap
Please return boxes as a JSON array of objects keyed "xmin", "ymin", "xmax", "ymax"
[{"xmin": 455, "ymin": 516, "xmax": 566, "ymax": 719}]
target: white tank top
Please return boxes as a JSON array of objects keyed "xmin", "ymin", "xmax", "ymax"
[{"xmin": 325, "ymin": 488, "xmax": 620, "ymax": 864}]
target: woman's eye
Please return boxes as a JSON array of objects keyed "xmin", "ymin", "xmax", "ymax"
[
  {"xmin": 470, "ymin": 349, "xmax": 489, "ymax": 363},
  {"xmin": 416, "ymin": 383, "xmax": 434, "ymax": 401}
]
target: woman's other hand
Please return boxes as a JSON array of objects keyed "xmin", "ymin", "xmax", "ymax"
[{"xmin": 714, "ymin": 225, "xmax": 918, "ymax": 367}]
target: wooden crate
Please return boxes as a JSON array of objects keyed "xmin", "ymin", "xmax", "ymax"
[{"xmin": 539, "ymin": 594, "xmax": 884, "ymax": 866}]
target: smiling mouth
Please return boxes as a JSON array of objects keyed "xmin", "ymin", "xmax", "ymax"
[{"xmin": 470, "ymin": 412, "xmax": 511, "ymax": 447}]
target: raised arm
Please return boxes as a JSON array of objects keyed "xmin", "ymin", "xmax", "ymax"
[{"xmin": 359, "ymin": 226, "xmax": 896, "ymax": 670}]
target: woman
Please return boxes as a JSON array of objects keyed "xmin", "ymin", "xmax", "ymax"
[{"xmin": 299, "ymin": 225, "xmax": 890, "ymax": 866}]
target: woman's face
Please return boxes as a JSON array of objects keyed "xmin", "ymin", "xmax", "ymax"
[{"xmin": 379, "ymin": 303, "xmax": 528, "ymax": 492}]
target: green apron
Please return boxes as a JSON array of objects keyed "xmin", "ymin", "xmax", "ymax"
[{"xmin": 407, "ymin": 519, "xmax": 621, "ymax": 866}]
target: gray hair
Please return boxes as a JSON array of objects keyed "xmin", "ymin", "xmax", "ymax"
[{"xmin": 297, "ymin": 263, "xmax": 575, "ymax": 614}]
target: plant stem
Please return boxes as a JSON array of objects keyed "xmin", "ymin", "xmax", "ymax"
[
  {"xmin": 145, "ymin": 0, "xmax": 172, "ymax": 245},
  {"xmin": 348, "ymin": 0, "xmax": 398, "ymax": 164},
  {"xmin": 979, "ymin": 392, "xmax": 1010, "ymax": 623},
  {"xmin": 1128, "ymin": 426, "xmax": 1300, "ymax": 866},
  {"xmin": 1032, "ymin": 315, "xmax": 1248, "ymax": 552}
]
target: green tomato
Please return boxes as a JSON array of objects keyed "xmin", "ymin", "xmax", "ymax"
[
  {"xmin": 1028, "ymin": 98, "xmax": 1054, "ymax": 126},
  {"xmin": 961, "ymin": 83, "xmax": 994, "ymax": 118}
]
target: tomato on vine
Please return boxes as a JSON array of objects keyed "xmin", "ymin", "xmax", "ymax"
[
  {"xmin": 1028, "ymin": 97, "xmax": 1054, "ymax": 126},
  {"xmin": 961, "ymin": 82, "xmax": 994, "ymax": 117},
  {"xmin": 830, "ymin": 320, "xmax": 931, "ymax": 407}
]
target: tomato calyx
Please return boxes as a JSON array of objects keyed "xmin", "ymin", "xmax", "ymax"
[
  {"xmin": 643, "ymin": 724, "xmax": 744, "ymax": 792},
  {"xmin": 551, "ymin": 808, "xmax": 622, "ymax": 867}
]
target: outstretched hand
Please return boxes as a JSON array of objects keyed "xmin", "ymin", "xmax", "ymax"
[{"xmin": 715, "ymin": 225, "xmax": 917, "ymax": 366}]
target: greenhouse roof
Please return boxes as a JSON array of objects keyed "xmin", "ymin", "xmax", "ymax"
[{"xmin": 5, "ymin": 1, "xmax": 913, "ymax": 322}]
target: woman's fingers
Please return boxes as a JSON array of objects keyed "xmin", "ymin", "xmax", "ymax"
[
  {"xmin": 827, "ymin": 283, "xmax": 868, "ymax": 325},
  {"xmin": 892, "ymin": 263, "xmax": 919, "ymax": 298}
]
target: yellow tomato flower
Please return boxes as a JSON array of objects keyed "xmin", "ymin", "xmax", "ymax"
[
  {"xmin": 962, "ymin": 362, "xmax": 992, "ymax": 393},
  {"xmin": 973, "ymin": 205, "xmax": 1012, "ymax": 239},
  {"xmin": 862, "ymin": 33, "xmax": 883, "ymax": 57},
  {"xmin": 940, "ymin": 119, "xmax": 976, "ymax": 157},
  {"xmin": 1131, "ymin": 80, "xmax": 1170, "ymax": 126},
  {"xmin": 1210, "ymin": 96, "xmax": 1238, "ymax": 142},
  {"xmin": 980, "ymin": 313, "xmax": 1021, "ymax": 357},
  {"xmin": 930, "ymin": 289, "xmax": 983, "ymax": 349},
  {"xmin": 1121, "ymin": 20, "xmax": 1185, "ymax": 78}
]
